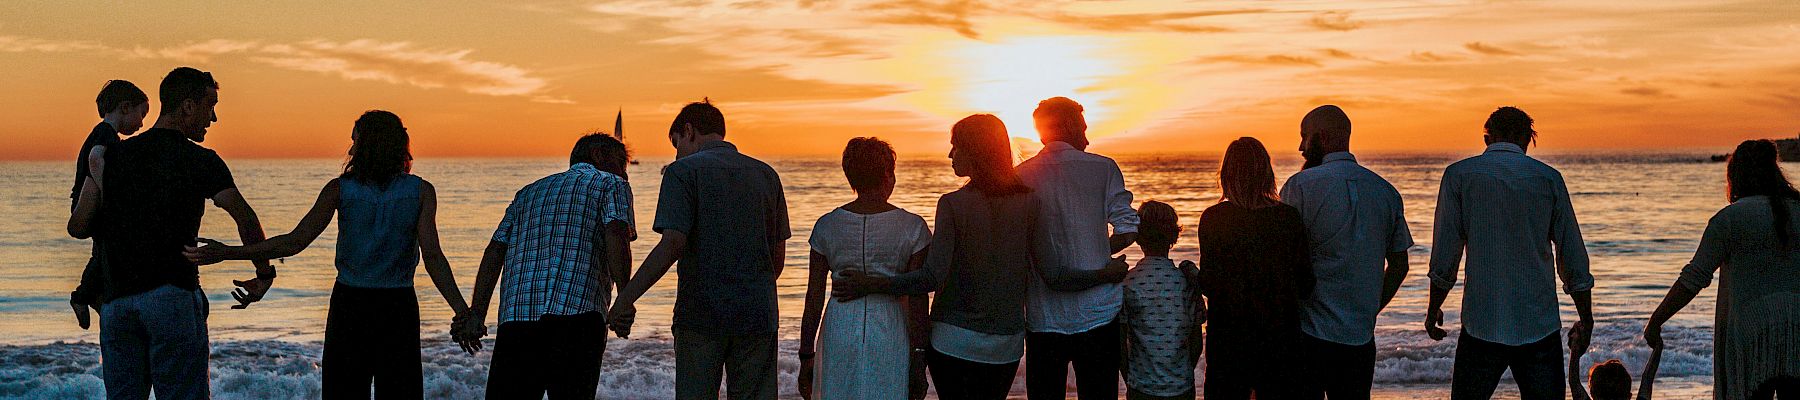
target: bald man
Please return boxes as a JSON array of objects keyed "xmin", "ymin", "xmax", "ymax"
[{"xmin": 1278, "ymin": 105, "xmax": 1414, "ymax": 399}]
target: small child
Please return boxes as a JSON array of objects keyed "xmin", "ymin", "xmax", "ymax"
[
  {"xmin": 1121, "ymin": 201, "xmax": 1200, "ymax": 400},
  {"xmin": 69, "ymin": 80, "xmax": 150, "ymax": 329},
  {"xmin": 1588, "ymin": 359, "xmax": 1634, "ymax": 400}
]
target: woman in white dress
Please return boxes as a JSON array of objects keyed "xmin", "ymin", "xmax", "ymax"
[
  {"xmin": 1644, "ymin": 139, "xmax": 1800, "ymax": 399},
  {"xmin": 799, "ymin": 137, "xmax": 932, "ymax": 400}
]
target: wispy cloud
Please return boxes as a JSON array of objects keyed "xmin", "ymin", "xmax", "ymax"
[
  {"xmin": 252, "ymin": 40, "xmax": 547, "ymax": 97},
  {"xmin": 1463, "ymin": 41, "xmax": 1521, "ymax": 56},
  {"xmin": 1409, "ymin": 51, "xmax": 1465, "ymax": 63},
  {"xmin": 1308, "ymin": 11, "xmax": 1364, "ymax": 31},
  {"xmin": 1620, "ymin": 86, "xmax": 1672, "ymax": 98},
  {"xmin": 1198, "ymin": 54, "xmax": 1323, "ymax": 67},
  {"xmin": 0, "ymin": 35, "xmax": 109, "ymax": 53}
]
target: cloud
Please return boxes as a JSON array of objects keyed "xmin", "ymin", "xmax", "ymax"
[
  {"xmin": 1308, "ymin": 11, "xmax": 1364, "ymax": 31},
  {"xmin": 250, "ymin": 40, "xmax": 548, "ymax": 97},
  {"xmin": 1463, "ymin": 42, "xmax": 1521, "ymax": 56},
  {"xmin": 1409, "ymin": 51, "xmax": 1465, "ymax": 63},
  {"xmin": 1036, "ymin": 10, "xmax": 1262, "ymax": 34},
  {"xmin": 1197, "ymin": 54, "xmax": 1323, "ymax": 67},
  {"xmin": 1620, "ymin": 86, "xmax": 1672, "ymax": 98},
  {"xmin": 130, "ymin": 39, "xmax": 261, "ymax": 62},
  {"xmin": 0, "ymin": 35, "xmax": 108, "ymax": 53}
]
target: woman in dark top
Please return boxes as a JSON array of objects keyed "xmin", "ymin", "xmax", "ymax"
[
  {"xmin": 833, "ymin": 114, "xmax": 1124, "ymax": 400},
  {"xmin": 1196, "ymin": 137, "xmax": 1314, "ymax": 400}
]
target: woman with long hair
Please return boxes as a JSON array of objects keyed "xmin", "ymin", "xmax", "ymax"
[
  {"xmin": 184, "ymin": 110, "xmax": 475, "ymax": 399},
  {"xmin": 832, "ymin": 114, "xmax": 1123, "ymax": 399},
  {"xmin": 1643, "ymin": 139, "xmax": 1800, "ymax": 399},
  {"xmin": 1195, "ymin": 137, "xmax": 1314, "ymax": 400}
]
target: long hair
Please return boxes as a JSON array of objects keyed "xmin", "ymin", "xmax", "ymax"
[
  {"xmin": 1726, "ymin": 139, "xmax": 1800, "ymax": 250},
  {"xmin": 342, "ymin": 110, "xmax": 412, "ymax": 186},
  {"xmin": 951, "ymin": 114, "xmax": 1029, "ymax": 196},
  {"xmin": 1219, "ymin": 137, "xmax": 1280, "ymax": 209}
]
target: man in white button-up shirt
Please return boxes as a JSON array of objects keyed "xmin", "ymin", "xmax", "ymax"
[
  {"xmin": 1426, "ymin": 107, "xmax": 1595, "ymax": 400},
  {"xmin": 1280, "ymin": 106, "xmax": 1413, "ymax": 400},
  {"xmin": 1016, "ymin": 97, "xmax": 1140, "ymax": 400}
]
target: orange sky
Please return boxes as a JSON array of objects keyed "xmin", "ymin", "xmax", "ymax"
[{"xmin": 2, "ymin": 1, "xmax": 1797, "ymax": 160}]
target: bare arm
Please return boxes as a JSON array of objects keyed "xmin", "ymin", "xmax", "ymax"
[
  {"xmin": 1378, "ymin": 251, "xmax": 1409, "ymax": 311},
  {"xmin": 1109, "ymin": 232, "xmax": 1137, "ymax": 255},
  {"xmin": 614, "ymin": 230, "xmax": 688, "ymax": 308},
  {"xmin": 604, "ymin": 221, "xmax": 632, "ymax": 296},
  {"xmin": 771, "ymin": 239, "xmax": 787, "ymax": 279},
  {"xmin": 901, "ymin": 249, "xmax": 931, "ymax": 350},
  {"xmin": 189, "ymin": 180, "xmax": 339, "ymax": 263},
  {"xmin": 466, "ymin": 240, "xmax": 508, "ymax": 328},
  {"xmin": 211, "ymin": 189, "xmax": 275, "ymax": 271},
  {"xmin": 799, "ymin": 251, "xmax": 829, "ymax": 354},
  {"xmin": 417, "ymin": 181, "xmax": 470, "ymax": 316}
]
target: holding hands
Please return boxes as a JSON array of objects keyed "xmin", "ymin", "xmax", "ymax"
[
  {"xmin": 451, "ymin": 312, "xmax": 486, "ymax": 355},
  {"xmin": 606, "ymin": 302, "xmax": 636, "ymax": 339}
]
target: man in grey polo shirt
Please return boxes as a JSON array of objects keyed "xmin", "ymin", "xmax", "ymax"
[
  {"xmin": 1279, "ymin": 105, "xmax": 1413, "ymax": 399},
  {"xmin": 609, "ymin": 99, "xmax": 790, "ymax": 400}
]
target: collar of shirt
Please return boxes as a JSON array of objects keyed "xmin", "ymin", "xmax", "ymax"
[
  {"xmin": 569, "ymin": 162, "xmax": 598, "ymax": 173},
  {"xmin": 1040, "ymin": 141, "xmax": 1077, "ymax": 154},
  {"xmin": 140, "ymin": 128, "xmax": 186, "ymax": 141},
  {"xmin": 1322, "ymin": 151, "xmax": 1357, "ymax": 165},
  {"xmin": 697, "ymin": 140, "xmax": 738, "ymax": 154},
  {"xmin": 1484, "ymin": 142, "xmax": 1525, "ymax": 154}
]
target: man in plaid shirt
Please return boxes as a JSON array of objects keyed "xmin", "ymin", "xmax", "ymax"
[{"xmin": 465, "ymin": 133, "xmax": 636, "ymax": 400}]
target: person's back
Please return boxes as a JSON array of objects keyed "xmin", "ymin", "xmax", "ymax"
[
  {"xmin": 1016, "ymin": 143, "xmax": 1132, "ymax": 328},
  {"xmin": 1196, "ymin": 200, "xmax": 1312, "ymax": 336},
  {"xmin": 1121, "ymin": 201, "xmax": 1195, "ymax": 400},
  {"xmin": 334, "ymin": 174, "xmax": 423, "ymax": 288},
  {"xmin": 660, "ymin": 140, "xmax": 787, "ymax": 335},
  {"xmin": 100, "ymin": 127, "xmax": 235, "ymax": 300},
  {"xmin": 920, "ymin": 187, "xmax": 1038, "ymax": 333},
  {"xmin": 1679, "ymin": 195, "xmax": 1800, "ymax": 398}
]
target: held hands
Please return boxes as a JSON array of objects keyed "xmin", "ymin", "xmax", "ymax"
[
  {"xmin": 1638, "ymin": 323, "xmax": 1664, "ymax": 400},
  {"xmin": 1424, "ymin": 307, "xmax": 1448, "ymax": 341},
  {"xmin": 606, "ymin": 302, "xmax": 636, "ymax": 339},
  {"xmin": 450, "ymin": 312, "xmax": 485, "ymax": 355},
  {"xmin": 183, "ymin": 238, "xmax": 232, "ymax": 266},
  {"xmin": 797, "ymin": 353, "xmax": 814, "ymax": 400},
  {"xmin": 1568, "ymin": 318, "xmax": 1595, "ymax": 356}
]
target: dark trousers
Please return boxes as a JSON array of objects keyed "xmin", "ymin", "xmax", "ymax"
[
  {"xmin": 673, "ymin": 327, "xmax": 777, "ymax": 400},
  {"xmin": 322, "ymin": 283, "xmax": 422, "ymax": 400},
  {"xmin": 1753, "ymin": 376, "xmax": 1800, "ymax": 400},
  {"xmin": 1127, "ymin": 388, "xmax": 1195, "ymax": 400},
  {"xmin": 928, "ymin": 347, "xmax": 1019, "ymax": 400},
  {"xmin": 1025, "ymin": 321, "xmax": 1120, "ymax": 400},
  {"xmin": 486, "ymin": 312, "xmax": 607, "ymax": 400},
  {"xmin": 1450, "ymin": 331, "xmax": 1564, "ymax": 400},
  {"xmin": 1299, "ymin": 333, "xmax": 1376, "ymax": 400},
  {"xmin": 1204, "ymin": 331, "xmax": 1303, "ymax": 400}
]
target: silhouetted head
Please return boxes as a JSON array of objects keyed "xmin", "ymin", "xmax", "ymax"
[
  {"xmin": 571, "ymin": 132, "xmax": 631, "ymax": 180},
  {"xmin": 1587, "ymin": 360, "xmax": 1633, "ymax": 400},
  {"xmin": 950, "ymin": 114, "xmax": 1029, "ymax": 196},
  {"xmin": 157, "ymin": 67, "xmax": 220, "ymax": 142},
  {"xmin": 1220, "ymin": 137, "xmax": 1280, "ymax": 209},
  {"xmin": 1300, "ymin": 105, "xmax": 1351, "ymax": 169},
  {"xmin": 667, "ymin": 98, "xmax": 725, "ymax": 159},
  {"xmin": 1033, "ymin": 97, "xmax": 1089, "ymax": 150},
  {"xmin": 342, "ymin": 110, "xmax": 412, "ymax": 186},
  {"xmin": 842, "ymin": 137, "xmax": 897, "ymax": 201},
  {"xmin": 96, "ymin": 80, "xmax": 149, "ymax": 135},
  {"xmin": 1136, "ymin": 200, "xmax": 1179, "ymax": 255},
  {"xmin": 1726, "ymin": 139, "xmax": 1800, "ymax": 250},
  {"xmin": 1483, "ymin": 106, "xmax": 1535, "ymax": 149}
]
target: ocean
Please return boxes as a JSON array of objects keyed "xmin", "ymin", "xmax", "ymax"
[{"xmin": 0, "ymin": 150, "xmax": 1745, "ymax": 399}]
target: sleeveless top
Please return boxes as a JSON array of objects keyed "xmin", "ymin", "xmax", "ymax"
[{"xmin": 335, "ymin": 174, "xmax": 423, "ymax": 288}]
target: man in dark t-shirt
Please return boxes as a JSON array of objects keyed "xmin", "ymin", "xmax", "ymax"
[
  {"xmin": 609, "ymin": 100, "xmax": 790, "ymax": 399},
  {"xmin": 68, "ymin": 67, "xmax": 276, "ymax": 400},
  {"xmin": 67, "ymin": 80, "xmax": 149, "ymax": 329}
]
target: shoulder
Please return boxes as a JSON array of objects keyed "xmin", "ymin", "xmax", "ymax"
[{"xmin": 413, "ymin": 176, "xmax": 434, "ymax": 195}]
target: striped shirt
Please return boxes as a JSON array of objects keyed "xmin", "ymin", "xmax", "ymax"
[
  {"xmin": 1428, "ymin": 142, "xmax": 1592, "ymax": 346},
  {"xmin": 491, "ymin": 163, "xmax": 635, "ymax": 324}
]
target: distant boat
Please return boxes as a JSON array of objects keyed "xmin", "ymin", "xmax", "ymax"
[
  {"xmin": 617, "ymin": 109, "xmax": 640, "ymax": 165},
  {"xmin": 1711, "ymin": 136, "xmax": 1800, "ymax": 162}
]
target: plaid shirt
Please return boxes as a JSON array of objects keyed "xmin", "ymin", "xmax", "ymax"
[{"xmin": 492, "ymin": 163, "xmax": 635, "ymax": 324}]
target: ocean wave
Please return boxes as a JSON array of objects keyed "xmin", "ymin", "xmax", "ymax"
[{"xmin": 0, "ymin": 322, "xmax": 1712, "ymax": 399}]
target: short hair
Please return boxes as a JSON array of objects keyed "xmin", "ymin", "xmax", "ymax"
[
  {"xmin": 571, "ymin": 132, "xmax": 630, "ymax": 172},
  {"xmin": 96, "ymin": 80, "xmax": 147, "ymax": 117},
  {"xmin": 1301, "ymin": 105, "xmax": 1351, "ymax": 140},
  {"xmin": 842, "ymin": 137, "xmax": 896, "ymax": 195},
  {"xmin": 1483, "ymin": 106, "xmax": 1536, "ymax": 144},
  {"xmin": 158, "ymin": 67, "xmax": 218, "ymax": 116},
  {"xmin": 1136, "ymin": 201, "xmax": 1179, "ymax": 250},
  {"xmin": 1588, "ymin": 360, "xmax": 1633, "ymax": 400},
  {"xmin": 669, "ymin": 98, "xmax": 726, "ymax": 138},
  {"xmin": 1032, "ymin": 97, "xmax": 1088, "ymax": 147}
]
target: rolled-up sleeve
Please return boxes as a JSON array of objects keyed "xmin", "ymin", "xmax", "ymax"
[
  {"xmin": 1676, "ymin": 212, "xmax": 1731, "ymax": 292},
  {"xmin": 1427, "ymin": 171, "xmax": 1465, "ymax": 290},
  {"xmin": 1550, "ymin": 174, "xmax": 1595, "ymax": 294},
  {"xmin": 491, "ymin": 192, "xmax": 522, "ymax": 245},
  {"xmin": 1106, "ymin": 161, "xmax": 1139, "ymax": 235}
]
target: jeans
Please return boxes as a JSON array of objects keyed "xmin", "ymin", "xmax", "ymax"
[
  {"xmin": 1299, "ymin": 333, "xmax": 1377, "ymax": 400},
  {"xmin": 673, "ymin": 327, "xmax": 778, "ymax": 400},
  {"xmin": 99, "ymin": 284, "xmax": 210, "ymax": 400},
  {"xmin": 1026, "ymin": 321, "xmax": 1121, "ymax": 400},
  {"xmin": 1450, "ymin": 331, "xmax": 1564, "ymax": 400},
  {"xmin": 321, "ymin": 283, "xmax": 421, "ymax": 399},
  {"xmin": 486, "ymin": 312, "xmax": 607, "ymax": 400},
  {"xmin": 928, "ymin": 347, "xmax": 1019, "ymax": 400}
]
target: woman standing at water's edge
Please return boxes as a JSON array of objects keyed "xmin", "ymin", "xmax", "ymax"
[
  {"xmin": 1644, "ymin": 139, "xmax": 1800, "ymax": 399},
  {"xmin": 798, "ymin": 137, "xmax": 932, "ymax": 400},
  {"xmin": 184, "ymin": 110, "xmax": 477, "ymax": 399}
]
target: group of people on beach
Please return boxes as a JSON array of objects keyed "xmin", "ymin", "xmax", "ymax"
[{"xmin": 62, "ymin": 66, "xmax": 1799, "ymax": 400}]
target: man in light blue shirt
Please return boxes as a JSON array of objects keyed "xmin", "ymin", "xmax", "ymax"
[
  {"xmin": 1426, "ymin": 107, "xmax": 1595, "ymax": 400},
  {"xmin": 1280, "ymin": 105, "xmax": 1413, "ymax": 400}
]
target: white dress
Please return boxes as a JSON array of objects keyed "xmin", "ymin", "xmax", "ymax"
[{"xmin": 809, "ymin": 208, "xmax": 932, "ymax": 400}]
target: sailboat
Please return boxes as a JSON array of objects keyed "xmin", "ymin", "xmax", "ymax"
[{"xmin": 617, "ymin": 109, "xmax": 640, "ymax": 165}]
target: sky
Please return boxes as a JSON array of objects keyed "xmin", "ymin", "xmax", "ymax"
[{"xmin": 2, "ymin": 0, "xmax": 1797, "ymax": 160}]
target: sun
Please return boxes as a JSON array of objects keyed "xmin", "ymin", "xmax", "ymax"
[{"xmin": 949, "ymin": 36, "xmax": 1120, "ymax": 140}]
